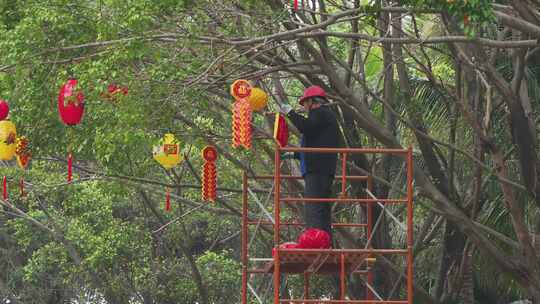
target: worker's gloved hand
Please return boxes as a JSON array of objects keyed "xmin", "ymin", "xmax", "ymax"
[
  {"xmin": 278, "ymin": 103, "xmax": 293, "ymax": 114},
  {"xmin": 280, "ymin": 152, "xmax": 295, "ymax": 160}
]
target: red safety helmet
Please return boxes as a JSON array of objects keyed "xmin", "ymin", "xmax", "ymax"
[{"xmin": 299, "ymin": 85, "xmax": 326, "ymax": 105}]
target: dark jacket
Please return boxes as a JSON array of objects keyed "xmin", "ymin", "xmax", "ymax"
[{"xmin": 287, "ymin": 106, "xmax": 340, "ymax": 176}]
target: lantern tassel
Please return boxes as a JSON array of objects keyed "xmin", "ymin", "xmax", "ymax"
[
  {"xmin": 294, "ymin": 0, "xmax": 298, "ymax": 10},
  {"xmin": 2, "ymin": 176, "xmax": 7, "ymax": 201},
  {"xmin": 68, "ymin": 153, "xmax": 73, "ymax": 182},
  {"xmin": 20, "ymin": 178, "xmax": 24, "ymax": 197},
  {"xmin": 165, "ymin": 187, "xmax": 171, "ymax": 211}
]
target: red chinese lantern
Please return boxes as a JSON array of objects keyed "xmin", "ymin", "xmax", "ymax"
[
  {"xmin": 273, "ymin": 113, "xmax": 289, "ymax": 147},
  {"xmin": 297, "ymin": 228, "xmax": 331, "ymax": 249},
  {"xmin": 201, "ymin": 146, "xmax": 218, "ymax": 202},
  {"xmin": 0, "ymin": 100, "xmax": 9, "ymax": 121},
  {"xmin": 272, "ymin": 242, "xmax": 299, "ymax": 257},
  {"xmin": 58, "ymin": 79, "xmax": 85, "ymax": 126},
  {"xmin": 58, "ymin": 79, "xmax": 85, "ymax": 182},
  {"xmin": 231, "ymin": 80, "xmax": 252, "ymax": 149}
]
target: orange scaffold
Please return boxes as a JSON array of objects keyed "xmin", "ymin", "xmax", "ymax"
[{"xmin": 241, "ymin": 147, "xmax": 415, "ymax": 304}]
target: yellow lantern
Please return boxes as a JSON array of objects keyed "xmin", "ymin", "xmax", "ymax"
[
  {"xmin": 153, "ymin": 133, "xmax": 182, "ymax": 170},
  {"xmin": 248, "ymin": 87, "xmax": 268, "ymax": 112},
  {"xmin": 0, "ymin": 121, "xmax": 16, "ymax": 161}
]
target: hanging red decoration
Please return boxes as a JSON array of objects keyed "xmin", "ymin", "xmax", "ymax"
[
  {"xmin": 165, "ymin": 187, "xmax": 171, "ymax": 211},
  {"xmin": 293, "ymin": 0, "xmax": 298, "ymax": 10},
  {"xmin": 273, "ymin": 113, "xmax": 289, "ymax": 147},
  {"xmin": 201, "ymin": 146, "xmax": 218, "ymax": 202},
  {"xmin": 231, "ymin": 80, "xmax": 253, "ymax": 149},
  {"xmin": 0, "ymin": 100, "xmax": 9, "ymax": 121},
  {"xmin": 58, "ymin": 79, "xmax": 84, "ymax": 182},
  {"xmin": 239, "ymin": 98, "xmax": 252, "ymax": 149},
  {"xmin": 58, "ymin": 79, "xmax": 85, "ymax": 126},
  {"xmin": 15, "ymin": 136, "xmax": 31, "ymax": 197},
  {"xmin": 67, "ymin": 153, "xmax": 73, "ymax": 182}
]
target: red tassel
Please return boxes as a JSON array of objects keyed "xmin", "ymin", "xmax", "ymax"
[
  {"xmin": 2, "ymin": 176, "xmax": 7, "ymax": 201},
  {"xmin": 68, "ymin": 153, "xmax": 73, "ymax": 182},
  {"xmin": 20, "ymin": 178, "xmax": 24, "ymax": 197},
  {"xmin": 165, "ymin": 187, "xmax": 171, "ymax": 211},
  {"xmin": 293, "ymin": 0, "xmax": 298, "ymax": 10}
]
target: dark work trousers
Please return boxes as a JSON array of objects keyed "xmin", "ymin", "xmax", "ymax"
[{"xmin": 303, "ymin": 173, "xmax": 334, "ymax": 237}]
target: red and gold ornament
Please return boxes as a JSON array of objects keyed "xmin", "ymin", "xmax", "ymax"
[
  {"xmin": 15, "ymin": 136, "xmax": 31, "ymax": 197},
  {"xmin": 231, "ymin": 80, "xmax": 253, "ymax": 149},
  {"xmin": 201, "ymin": 146, "xmax": 218, "ymax": 202}
]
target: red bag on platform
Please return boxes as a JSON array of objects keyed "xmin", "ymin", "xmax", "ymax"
[{"xmin": 297, "ymin": 228, "xmax": 331, "ymax": 249}]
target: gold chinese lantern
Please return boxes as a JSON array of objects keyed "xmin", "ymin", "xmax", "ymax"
[
  {"xmin": 0, "ymin": 120, "xmax": 16, "ymax": 161},
  {"xmin": 248, "ymin": 87, "xmax": 268, "ymax": 112},
  {"xmin": 153, "ymin": 133, "xmax": 183, "ymax": 211}
]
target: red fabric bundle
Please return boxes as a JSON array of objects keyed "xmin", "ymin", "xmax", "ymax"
[
  {"xmin": 273, "ymin": 113, "xmax": 289, "ymax": 147},
  {"xmin": 297, "ymin": 228, "xmax": 331, "ymax": 249}
]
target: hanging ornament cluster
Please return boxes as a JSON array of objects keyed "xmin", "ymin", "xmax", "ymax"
[
  {"xmin": 58, "ymin": 79, "xmax": 85, "ymax": 182},
  {"xmin": 101, "ymin": 83, "xmax": 129, "ymax": 102},
  {"xmin": 15, "ymin": 136, "xmax": 31, "ymax": 196},
  {"xmin": 153, "ymin": 133, "xmax": 183, "ymax": 211},
  {"xmin": 273, "ymin": 113, "xmax": 289, "ymax": 147},
  {"xmin": 231, "ymin": 79, "xmax": 253, "ymax": 149},
  {"xmin": 201, "ymin": 146, "xmax": 218, "ymax": 202}
]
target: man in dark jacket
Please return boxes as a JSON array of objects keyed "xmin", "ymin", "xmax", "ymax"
[{"xmin": 279, "ymin": 85, "xmax": 340, "ymax": 237}]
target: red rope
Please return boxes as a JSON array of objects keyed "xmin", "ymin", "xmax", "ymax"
[
  {"xmin": 20, "ymin": 178, "xmax": 24, "ymax": 197},
  {"xmin": 68, "ymin": 153, "xmax": 73, "ymax": 182},
  {"xmin": 165, "ymin": 187, "xmax": 171, "ymax": 211},
  {"xmin": 2, "ymin": 176, "xmax": 7, "ymax": 200}
]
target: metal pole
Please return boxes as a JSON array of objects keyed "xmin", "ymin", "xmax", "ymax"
[
  {"xmin": 407, "ymin": 147, "xmax": 414, "ymax": 304},
  {"xmin": 366, "ymin": 176, "xmax": 374, "ymax": 302},
  {"xmin": 341, "ymin": 153, "xmax": 347, "ymax": 197},
  {"xmin": 304, "ymin": 272, "xmax": 310, "ymax": 300},
  {"xmin": 242, "ymin": 171, "xmax": 248, "ymax": 304},
  {"xmin": 340, "ymin": 253, "xmax": 346, "ymax": 300},
  {"xmin": 274, "ymin": 148, "xmax": 281, "ymax": 304}
]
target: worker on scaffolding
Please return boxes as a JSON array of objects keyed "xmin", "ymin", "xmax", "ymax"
[{"xmin": 279, "ymin": 85, "xmax": 340, "ymax": 241}]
